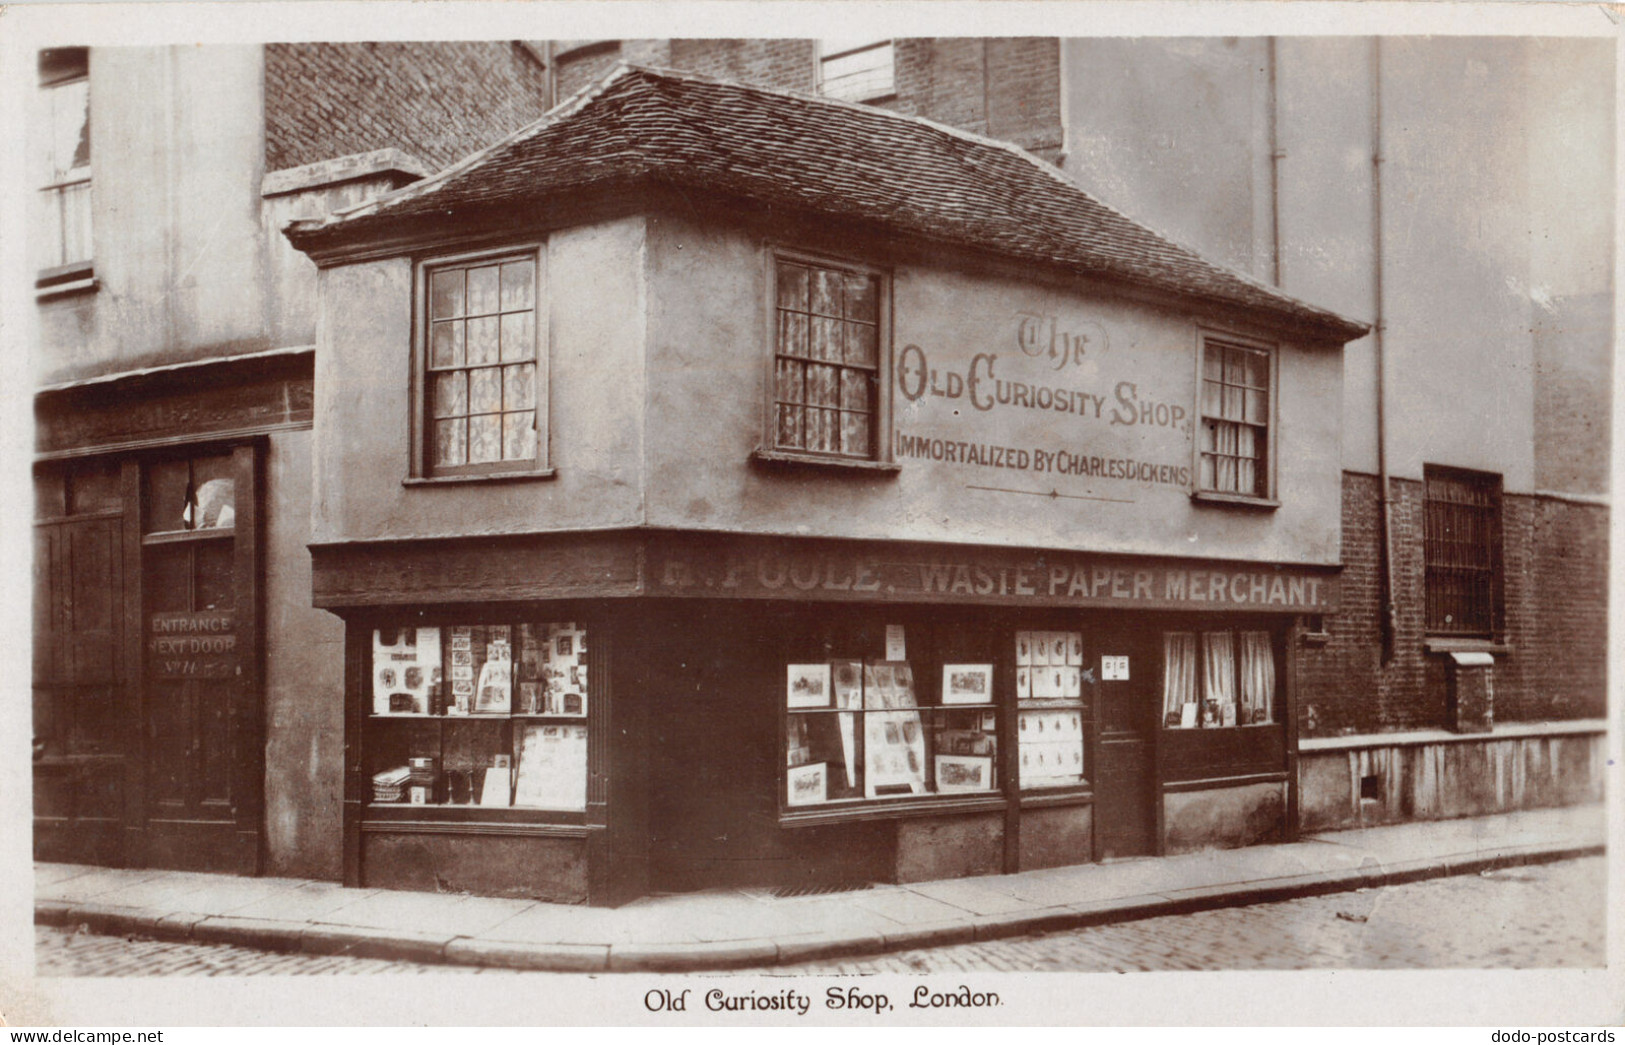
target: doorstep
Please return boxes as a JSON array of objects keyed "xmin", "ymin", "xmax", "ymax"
[{"xmin": 35, "ymin": 803, "xmax": 1604, "ymax": 973}]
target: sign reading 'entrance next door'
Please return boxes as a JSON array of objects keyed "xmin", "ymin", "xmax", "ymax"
[
  {"xmin": 148, "ymin": 613, "xmax": 236, "ymax": 679},
  {"xmin": 652, "ymin": 539, "xmax": 1338, "ymax": 614}
]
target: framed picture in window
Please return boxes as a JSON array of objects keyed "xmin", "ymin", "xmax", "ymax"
[
  {"xmin": 942, "ymin": 664, "xmax": 993, "ymax": 705},
  {"xmin": 935, "ymin": 754, "xmax": 993, "ymax": 793},
  {"xmin": 787, "ymin": 663, "xmax": 832, "ymax": 708},
  {"xmin": 787, "ymin": 762, "xmax": 828, "ymax": 806}
]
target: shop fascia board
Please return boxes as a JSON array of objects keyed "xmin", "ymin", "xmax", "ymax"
[{"xmin": 307, "ymin": 527, "xmax": 1343, "ymax": 613}]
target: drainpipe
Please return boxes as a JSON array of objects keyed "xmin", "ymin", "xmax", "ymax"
[
  {"xmin": 1267, "ymin": 37, "xmax": 1283, "ymax": 287},
  {"xmin": 1371, "ymin": 37, "xmax": 1397, "ymax": 663}
]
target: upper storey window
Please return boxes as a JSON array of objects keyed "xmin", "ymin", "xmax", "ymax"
[
  {"xmin": 37, "ymin": 47, "xmax": 92, "ymax": 278},
  {"xmin": 1197, "ymin": 334, "xmax": 1274, "ymax": 502},
  {"xmin": 818, "ymin": 38, "xmax": 895, "ymax": 103},
  {"xmin": 768, "ymin": 252, "xmax": 889, "ymax": 464},
  {"xmin": 416, "ymin": 247, "xmax": 548, "ymax": 479}
]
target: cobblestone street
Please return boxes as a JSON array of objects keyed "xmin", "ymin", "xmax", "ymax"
[{"xmin": 34, "ymin": 857, "xmax": 1603, "ymax": 976}]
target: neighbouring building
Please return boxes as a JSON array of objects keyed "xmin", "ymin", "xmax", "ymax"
[
  {"xmin": 31, "ymin": 42, "xmax": 554, "ymax": 880},
  {"xmin": 34, "ymin": 37, "xmax": 1608, "ymax": 905}
]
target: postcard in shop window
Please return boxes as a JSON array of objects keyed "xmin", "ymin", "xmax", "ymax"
[
  {"xmin": 942, "ymin": 664, "xmax": 993, "ymax": 704},
  {"xmin": 786, "ymin": 663, "xmax": 831, "ymax": 708}
]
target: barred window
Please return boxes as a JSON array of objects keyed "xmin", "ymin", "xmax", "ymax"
[
  {"xmin": 771, "ymin": 255, "xmax": 885, "ymax": 461},
  {"xmin": 421, "ymin": 250, "xmax": 545, "ymax": 476},
  {"xmin": 1424, "ymin": 467, "xmax": 1501, "ymax": 636},
  {"xmin": 1198, "ymin": 336, "xmax": 1272, "ymax": 498}
]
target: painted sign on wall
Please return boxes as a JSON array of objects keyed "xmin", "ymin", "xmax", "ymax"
[
  {"xmin": 148, "ymin": 612, "xmax": 236, "ymax": 679},
  {"xmin": 893, "ymin": 283, "xmax": 1202, "ymax": 507}
]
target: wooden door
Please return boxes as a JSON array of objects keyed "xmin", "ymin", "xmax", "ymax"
[
  {"xmin": 33, "ymin": 512, "xmax": 129, "ymax": 865},
  {"xmin": 138, "ymin": 446, "xmax": 261, "ymax": 874},
  {"xmin": 1093, "ymin": 636, "xmax": 1158, "ymax": 859}
]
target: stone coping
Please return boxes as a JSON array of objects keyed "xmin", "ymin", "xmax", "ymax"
[{"xmin": 1299, "ymin": 719, "xmax": 1606, "ymax": 752}]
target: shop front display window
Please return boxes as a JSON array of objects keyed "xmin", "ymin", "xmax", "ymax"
[
  {"xmin": 784, "ymin": 656, "xmax": 998, "ymax": 807},
  {"xmin": 1014, "ymin": 630, "xmax": 1087, "ymax": 788},
  {"xmin": 366, "ymin": 621, "xmax": 588, "ymax": 811},
  {"xmin": 1161, "ymin": 629, "xmax": 1275, "ymax": 728}
]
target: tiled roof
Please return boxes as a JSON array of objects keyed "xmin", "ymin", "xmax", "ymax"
[{"xmin": 288, "ymin": 64, "xmax": 1368, "ymax": 342}]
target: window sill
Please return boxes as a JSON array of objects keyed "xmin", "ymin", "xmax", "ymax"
[
  {"xmin": 1423, "ymin": 637, "xmax": 1511, "ymax": 656},
  {"xmin": 751, "ymin": 448, "xmax": 901, "ymax": 475},
  {"xmin": 779, "ymin": 792, "xmax": 1004, "ymax": 827},
  {"xmin": 1190, "ymin": 490, "xmax": 1280, "ymax": 511},
  {"xmin": 36, "ymin": 261, "xmax": 97, "ymax": 301},
  {"xmin": 404, "ymin": 468, "xmax": 556, "ymax": 487}
]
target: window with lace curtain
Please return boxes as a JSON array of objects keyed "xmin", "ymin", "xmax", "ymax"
[
  {"xmin": 1162, "ymin": 629, "xmax": 1276, "ymax": 729},
  {"xmin": 1198, "ymin": 334, "xmax": 1273, "ymax": 500}
]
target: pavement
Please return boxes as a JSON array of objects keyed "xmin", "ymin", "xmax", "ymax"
[{"xmin": 34, "ymin": 804, "xmax": 1603, "ymax": 974}]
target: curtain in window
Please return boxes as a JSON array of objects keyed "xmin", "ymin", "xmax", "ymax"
[
  {"xmin": 1162, "ymin": 632, "xmax": 1197, "ymax": 724},
  {"xmin": 1238, "ymin": 631, "xmax": 1275, "ymax": 724},
  {"xmin": 1202, "ymin": 631, "xmax": 1237, "ymax": 726}
]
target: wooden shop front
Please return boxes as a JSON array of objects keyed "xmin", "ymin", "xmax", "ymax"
[{"xmin": 319, "ymin": 530, "xmax": 1335, "ymax": 905}]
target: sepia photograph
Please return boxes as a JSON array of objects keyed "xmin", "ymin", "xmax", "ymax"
[{"xmin": 1, "ymin": 0, "xmax": 1619, "ymax": 1031}]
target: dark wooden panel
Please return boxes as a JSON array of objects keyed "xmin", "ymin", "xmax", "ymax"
[
  {"xmin": 36, "ymin": 351, "xmax": 313, "ymax": 456},
  {"xmin": 1161, "ymin": 724, "xmax": 1287, "ymax": 783},
  {"xmin": 312, "ymin": 532, "xmax": 644, "ymax": 607},
  {"xmin": 1095, "ymin": 736, "xmax": 1156, "ymax": 859}
]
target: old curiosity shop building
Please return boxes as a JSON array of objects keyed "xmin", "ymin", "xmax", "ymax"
[{"xmin": 35, "ymin": 41, "xmax": 1609, "ymax": 907}]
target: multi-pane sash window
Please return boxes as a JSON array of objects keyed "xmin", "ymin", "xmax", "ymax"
[
  {"xmin": 425, "ymin": 252, "xmax": 541, "ymax": 474},
  {"xmin": 1424, "ymin": 467, "xmax": 1501, "ymax": 636},
  {"xmin": 818, "ymin": 38, "xmax": 896, "ymax": 103},
  {"xmin": 38, "ymin": 48, "xmax": 91, "ymax": 271},
  {"xmin": 773, "ymin": 257, "xmax": 882, "ymax": 460},
  {"xmin": 1199, "ymin": 337, "xmax": 1271, "ymax": 498}
]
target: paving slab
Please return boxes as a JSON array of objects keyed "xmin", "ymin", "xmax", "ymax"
[
  {"xmin": 227, "ymin": 881, "xmax": 384, "ymax": 923},
  {"xmin": 33, "ymin": 864, "xmax": 99, "ymax": 888},
  {"xmin": 846, "ymin": 886, "xmax": 975, "ymax": 926},
  {"xmin": 767, "ymin": 896, "xmax": 910, "ymax": 939},
  {"xmin": 316, "ymin": 888, "xmax": 532, "ymax": 938},
  {"xmin": 475, "ymin": 902, "xmax": 648, "ymax": 946},
  {"xmin": 37, "ymin": 867, "xmax": 170, "ymax": 903},
  {"xmin": 904, "ymin": 876, "xmax": 1039, "ymax": 916},
  {"xmin": 85, "ymin": 872, "xmax": 301, "ymax": 917}
]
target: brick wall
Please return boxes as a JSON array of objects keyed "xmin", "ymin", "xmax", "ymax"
[
  {"xmin": 890, "ymin": 38, "xmax": 1064, "ymax": 162},
  {"xmin": 621, "ymin": 38, "xmax": 1066, "ymax": 163},
  {"xmin": 264, "ymin": 43, "xmax": 552, "ymax": 173},
  {"xmin": 1297, "ymin": 472, "xmax": 1607, "ymax": 737},
  {"xmin": 555, "ymin": 40, "xmax": 671, "ymax": 102},
  {"xmin": 667, "ymin": 38, "xmax": 815, "ymax": 92}
]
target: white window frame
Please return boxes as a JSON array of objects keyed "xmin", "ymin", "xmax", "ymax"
[
  {"xmin": 409, "ymin": 243, "xmax": 552, "ymax": 483},
  {"xmin": 817, "ymin": 38, "xmax": 896, "ymax": 103}
]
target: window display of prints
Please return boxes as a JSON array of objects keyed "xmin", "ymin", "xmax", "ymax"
[
  {"xmin": 366, "ymin": 620, "xmax": 591, "ymax": 812},
  {"xmin": 935, "ymin": 754, "xmax": 993, "ymax": 793},
  {"xmin": 941, "ymin": 664, "xmax": 993, "ymax": 705},
  {"xmin": 1017, "ymin": 708, "xmax": 1085, "ymax": 786},
  {"xmin": 513, "ymin": 723, "xmax": 587, "ymax": 810},
  {"xmin": 864, "ymin": 708, "xmax": 927, "ymax": 797},
  {"xmin": 371, "ymin": 627, "xmax": 443, "ymax": 715},
  {"xmin": 480, "ymin": 754, "xmax": 512, "ymax": 806},
  {"xmin": 832, "ymin": 661, "xmax": 863, "ymax": 709},
  {"xmin": 786, "ymin": 762, "xmax": 828, "ymax": 806},
  {"xmin": 787, "ymin": 663, "xmax": 832, "ymax": 708},
  {"xmin": 474, "ymin": 634, "xmax": 512, "ymax": 713}
]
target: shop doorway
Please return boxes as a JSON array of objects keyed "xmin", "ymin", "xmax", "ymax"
[
  {"xmin": 139, "ymin": 448, "xmax": 262, "ymax": 874},
  {"xmin": 1093, "ymin": 635, "xmax": 1158, "ymax": 859}
]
